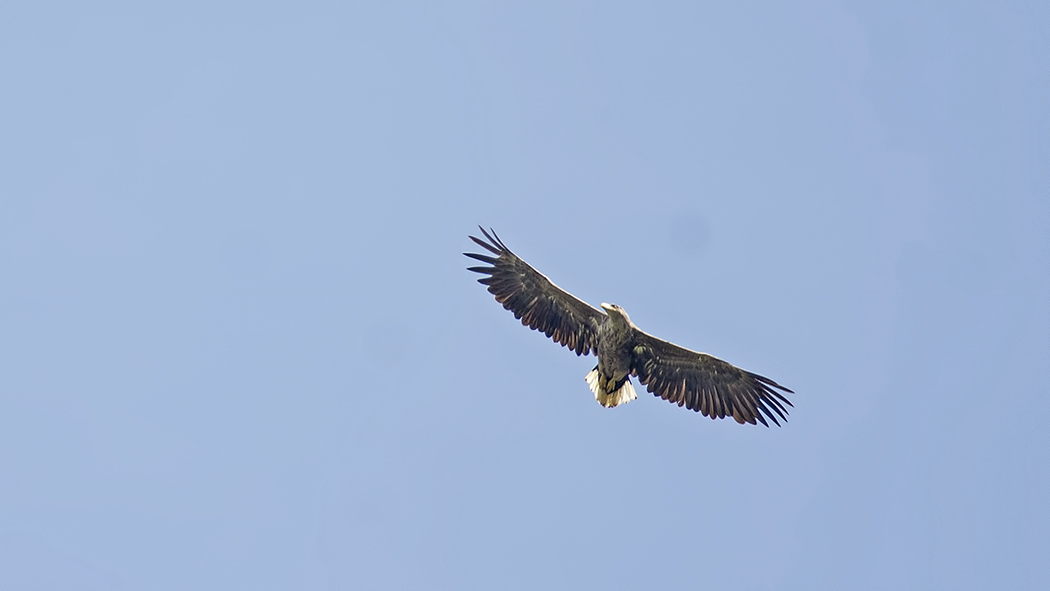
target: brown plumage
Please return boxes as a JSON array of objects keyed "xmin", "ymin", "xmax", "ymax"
[{"xmin": 465, "ymin": 227, "xmax": 794, "ymax": 426}]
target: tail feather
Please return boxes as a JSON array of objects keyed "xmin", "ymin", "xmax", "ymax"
[{"xmin": 585, "ymin": 367, "xmax": 637, "ymax": 408}]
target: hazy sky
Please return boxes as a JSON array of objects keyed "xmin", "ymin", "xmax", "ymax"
[{"xmin": 2, "ymin": 2, "xmax": 1048, "ymax": 589}]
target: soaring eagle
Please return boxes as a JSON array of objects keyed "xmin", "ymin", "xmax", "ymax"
[{"xmin": 465, "ymin": 227, "xmax": 794, "ymax": 426}]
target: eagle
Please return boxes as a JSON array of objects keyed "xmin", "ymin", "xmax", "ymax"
[{"xmin": 465, "ymin": 227, "xmax": 794, "ymax": 426}]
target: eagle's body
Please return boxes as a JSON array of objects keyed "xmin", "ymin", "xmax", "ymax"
[
  {"xmin": 590, "ymin": 304, "xmax": 638, "ymax": 408},
  {"xmin": 465, "ymin": 227, "xmax": 793, "ymax": 426}
]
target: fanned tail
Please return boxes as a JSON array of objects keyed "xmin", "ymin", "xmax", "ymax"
[{"xmin": 585, "ymin": 367, "xmax": 637, "ymax": 408}]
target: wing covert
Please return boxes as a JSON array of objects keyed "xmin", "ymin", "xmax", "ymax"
[
  {"xmin": 630, "ymin": 331, "xmax": 794, "ymax": 426},
  {"xmin": 465, "ymin": 227, "xmax": 606, "ymax": 356}
]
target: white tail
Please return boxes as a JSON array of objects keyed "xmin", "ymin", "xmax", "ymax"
[{"xmin": 585, "ymin": 368, "xmax": 637, "ymax": 408}]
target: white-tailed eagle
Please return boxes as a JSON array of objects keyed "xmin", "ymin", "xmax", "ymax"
[{"xmin": 465, "ymin": 227, "xmax": 794, "ymax": 426}]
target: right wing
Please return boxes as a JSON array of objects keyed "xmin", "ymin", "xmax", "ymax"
[{"xmin": 630, "ymin": 330, "xmax": 794, "ymax": 426}]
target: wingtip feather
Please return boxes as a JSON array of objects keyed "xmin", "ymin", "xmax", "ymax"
[
  {"xmin": 468, "ymin": 235, "xmax": 502, "ymax": 255},
  {"xmin": 464, "ymin": 252, "xmax": 497, "ymax": 264}
]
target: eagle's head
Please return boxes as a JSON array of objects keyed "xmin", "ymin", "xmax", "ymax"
[{"xmin": 600, "ymin": 303, "xmax": 633, "ymax": 326}]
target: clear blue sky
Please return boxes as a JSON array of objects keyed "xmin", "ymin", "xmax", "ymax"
[{"xmin": 2, "ymin": 2, "xmax": 1048, "ymax": 589}]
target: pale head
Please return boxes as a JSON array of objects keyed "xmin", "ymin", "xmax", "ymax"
[{"xmin": 600, "ymin": 302, "xmax": 633, "ymax": 326}]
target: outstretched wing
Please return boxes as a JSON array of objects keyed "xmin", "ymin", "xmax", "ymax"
[
  {"xmin": 630, "ymin": 331, "xmax": 794, "ymax": 426},
  {"xmin": 465, "ymin": 227, "xmax": 606, "ymax": 356}
]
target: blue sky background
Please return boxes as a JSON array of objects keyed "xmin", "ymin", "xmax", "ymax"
[{"xmin": 2, "ymin": 2, "xmax": 1048, "ymax": 589}]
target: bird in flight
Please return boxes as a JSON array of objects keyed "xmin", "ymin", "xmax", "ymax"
[{"xmin": 465, "ymin": 227, "xmax": 794, "ymax": 426}]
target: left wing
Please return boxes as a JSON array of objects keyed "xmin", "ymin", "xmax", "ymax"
[
  {"xmin": 465, "ymin": 227, "xmax": 606, "ymax": 356},
  {"xmin": 630, "ymin": 331, "xmax": 794, "ymax": 426}
]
